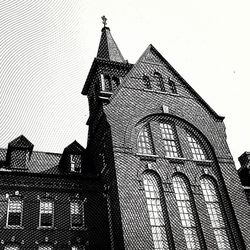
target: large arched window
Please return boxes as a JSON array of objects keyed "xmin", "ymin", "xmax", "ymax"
[
  {"xmin": 173, "ymin": 175, "xmax": 201, "ymax": 249},
  {"xmin": 159, "ymin": 123, "xmax": 180, "ymax": 158},
  {"xmin": 143, "ymin": 172, "xmax": 169, "ymax": 250},
  {"xmin": 200, "ymin": 177, "xmax": 231, "ymax": 249},
  {"xmin": 137, "ymin": 125, "xmax": 154, "ymax": 155},
  {"xmin": 187, "ymin": 132, "xmax": 206, "ymax": 160}
]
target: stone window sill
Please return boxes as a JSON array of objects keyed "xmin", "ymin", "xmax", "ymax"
[{"xmin": 4, "ymin": 225, "xmax": 24, "ymax": 229}]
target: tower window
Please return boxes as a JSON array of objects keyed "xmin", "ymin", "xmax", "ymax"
[
  {"xmin": 101, "ymin": 74, "xmax": 112, "ymax": 92},
  {"xmin": 111, "ymin": 76, "xmax": 120, "ymax": 89},
  {"xmin": 39, "ymin": 200, "xmax": 54, "ymax": 228},
  {"xmin": 200, "ymin": 177, "xmax": 231, "ymax": 249},
  {"xmin": 143, "ymin": 172, "xmax": 169, "ymax": 250},
  {"xmin": 187, "ymin": 133, "xmax": 206, "ymax": 160},
  {"xmin": 159, "ymin": 123, "xmax": 180, "ymax": 158},
  {"xmin": 137, "ymin": 125, "xmax": 154, "ymax": 155},
  {"xmin": 70, "ymin": 200, "xmax": 84, "ymax": 228},
  {"xmin": 70, "ymin": 154, "xmax": 81, "ymax": 173},
  {"xmin": 6, "ymin": 197, "xmax": 23, "ymax": 227},
  {"xmin": 169, "ymin": 79, "xmax": 177, "ymax": 94},
  {"xmin": 143, "ymin": 75, "xmax": 151, "ymax": 89},
  {"xmin": 154, "ymin": 72, "xmax": 165, "ymax": 92},
  {"xmin": 173, "ymin": 176, "xmax": 201, "ymax": 249},
  {"xmin": 10, "ymin": 149, "xmax": 29, "ymax": 169}
]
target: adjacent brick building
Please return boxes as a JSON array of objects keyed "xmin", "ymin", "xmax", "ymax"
[{"xmin": 0, "ymin": 19, "xmax": 250, "ymax": 249}]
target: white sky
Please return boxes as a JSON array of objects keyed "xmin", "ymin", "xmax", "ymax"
[{"xmin": 1, "ymin": 0, "xmax": 249, "ymax": 168}]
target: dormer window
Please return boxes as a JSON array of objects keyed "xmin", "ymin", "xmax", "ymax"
[{"xmin": 70, "ymin": 154, "xmax": 81, "ymax": 173}]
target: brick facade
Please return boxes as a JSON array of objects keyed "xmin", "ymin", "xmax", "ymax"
[{"xmin": 1, "ymin": 23, "xmax": 250, "ymax": 250}]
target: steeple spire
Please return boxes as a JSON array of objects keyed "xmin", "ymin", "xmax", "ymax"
[{"xmin": 97, "ymin": 16, "xmax": 125, "ymax": 63}]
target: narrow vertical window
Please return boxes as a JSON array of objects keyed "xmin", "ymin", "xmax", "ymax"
[
  {"xmin": 70, "ymin": 154, "xmax": 81, "ymax": 173},
  {"xmin": 104, "ymin": 75, "xmax": 112, "ymax": 92},
  {"xmin": 143, "ymin": 172, "xmax": 169, "ymax": 250},
  {"xmin": 6, "ymin": 197, "xmax": 23, "ymax": 227},
  {"xmin": 160, "ymin": 123, "xmax": 180, "ymax": 158},
  {"xmin": 70, "ymin": 200, "xmax": 84, "ymax": 228},
  {"xmin": 173, "ymin": 176, "xmax": 201, "ymax": 249},
  {"xmin": 187, "ymin": 133, "xmax": 206, "ymax": 160},
  {"xmin": 111, "ymin": 76, "xmax": 120, "ymax": 89},
  {"xmin": 200, "ymin": 177, "xmax": 231, "ymax": 249},
  {"xmin": 39, "ymin": 200, "xmax": 53, "ymax": 227},
  {"xmin": 154, "ymin": 72, "xmax": 165, "ymax": 92},
  {"xmin": 137, "ymin": 125, "xmax": 154, "ymax": 155},
  {"xmin": 143, "ymin": 75, "xmax": 151, "ymax": 89},
  {"xmin": 169, "ymin": 79, "xmax": 177, "ymax": 94}
]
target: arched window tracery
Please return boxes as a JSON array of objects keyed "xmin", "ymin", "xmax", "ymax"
[
  {"xmin": 137, "ymin": 125, "xmax": 154, "ymax": 155},
  {"xmin": 200, "ymin": 177, "xmax": 231, "ymax": 249},
  {"xmin": 173, "ymin": 175, "xmax": 201, "ymax": 249},
  {"xmin": 143, "ymin": 172, "xmax": 170, "ymax": 250}
]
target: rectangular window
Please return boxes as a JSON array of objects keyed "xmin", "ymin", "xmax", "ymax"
[
  {"xmin": 70, "ymin": 155, "xmax": 81, "ymax": 173},
  {"xmin": 7, "ymin": 198, "xmax": 23, "ymax": 227},
  {"xmin": 137, "ymin": 125, "xmax": 154, "ymax": 155},
  {"xmin": 39, "ymin": 200, "xmax": 53, "ymax": 227},
  {"xmin": 169, "ymin": 79, "xmax": 177, "ymax": 94},
  {"xmin": 38, "ymin": 246, "xmax": 53, "ymax": 250},
  {"xmin": 4, "ymin": 246, "xmax": 19, "ymax": 250},
  {"xmin": 160, "ymin": 123, "xmax": 180, "ymax": 158},
  {"xmin": 70, "ymin": 200, "xmax": 84, "ymax": 228}
]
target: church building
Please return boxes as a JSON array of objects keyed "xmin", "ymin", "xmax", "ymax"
[{"xmin": 0, "ymin": 18, "xmax": 249, "ymax": 249}]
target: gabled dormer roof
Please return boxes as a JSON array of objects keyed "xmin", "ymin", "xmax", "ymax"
[
  {"xmin": 6, "ymin": 135, "xmax": 34, "ymax": 164},
  {"xmin": 63, "ymin": 140, "xmax": 85, "ymax": 154},
  {"xmin": 8, "ymin": 135, "xmax": 34, "ymax": 149},
  {"xmin": 97, "ymin": 26, "xmax": 125, "ymax": 63}
]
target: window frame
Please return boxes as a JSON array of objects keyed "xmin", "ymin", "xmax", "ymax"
[
  {"xmin": 70, "ymin": 154, "xmax": 82, "ymax": 173},
  {"xmin": 173, "ymin": 175, "xmax": 201, "ymax": 249},
  {"xmin": 39, "ymin": 199, "xmax": 54, "ymax": 229},
  {"xmin": 159, "ymin": 122, "xmax": 182, "ymax": 158},
  {"xmin": 200, "ymin": 177, "xmax": 231, "ymax": 249},
  {"xmin": 137, "ymin": 124, "xmax": 155, "ymax": 155},
  {"xmin": 6, "ymin": 195, "xmax": 23, "ymax": 228},
  {"xmin": 142, "ymin": 75, "xmax": 151, "ymax": 89},
  {"xmin": 70, "ymin": 199, "xmax": 84, "ymax": 229},
  {"xmin": 154, "ymin": 72, "xmax": 165, "ymax": 92}
]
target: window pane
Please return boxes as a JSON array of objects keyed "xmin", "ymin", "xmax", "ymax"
[
  {"xmin": 70, "ymin": 154, "xmax": 81, "ymax": 173},
  {"xmin": 160, "ymin": 123, "xmax": 179, "ymax": 158},
  {"xmin": 200, "ymin": 178, "xmax": 231, "ymax": 249},
  {"xmin": 40, "ymin": 201, "xmax": 53, "ymax": 227},
  {"xmin": 7, "ymin": 199, "xmax": 23, "ymax": 226},
  {"xmin": 71, "ymin": 200, "xmax": 83, "ymax": 227},
  {"xmin": 138, "ymin": 125, "xmax": 153, "ymax": 155},
  {"xmin": 173, "ymin": 176, "xmax": 200, "ymax": 249},
  {"xmin": 187, "ymin": 133, "xmax": 206, "ymax": 160},
  {"xmin": 4, "ymin": 246, "xmax": 19, "ymax": 250},
  {"xmin": 143, "ymin": 173, "xmax": 169, "ymax": 250}
]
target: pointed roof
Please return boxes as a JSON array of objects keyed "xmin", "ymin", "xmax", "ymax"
[
  {"xmin": 8, "ymin": 135, "xmax": 34, "ymax": 149},
  {"xmin": 97, "ymin": 26, "xmax": 125, "ymax": 63},
  {"xmin": 63, "ymin": 140, "xmax": 85, "ymax": 154}
]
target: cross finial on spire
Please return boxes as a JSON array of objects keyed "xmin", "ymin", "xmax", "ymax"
[{"xmin": 101, "ymin": 16, "xmax": 107, "ymax": 27}]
